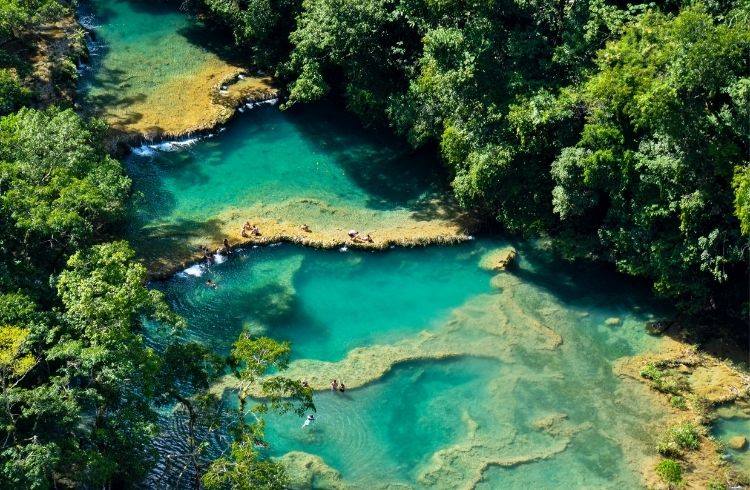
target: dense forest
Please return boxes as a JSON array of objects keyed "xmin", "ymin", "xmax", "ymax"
[
  {"xmin": 0, "ymin": 2, "xmax": 312, "ymax": 487},
  {"xmin": 192, "ymin": 0, "xmax": 750, "ymax": 323},
  {"xmin": 0, "ymin": 0, "xmax": 747, "ymax": 487}
]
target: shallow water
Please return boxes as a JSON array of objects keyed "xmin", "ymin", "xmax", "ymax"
[
  {"xmin": 78, "ymin": 0, "xmax": 243, "ymax": 135},
  {"xmin": 126, "ymin": 104, "xmax": 453, "ymax": 268},
  {"xmin": 712, "ymin": 405, "xmax": 750, "ymax": 471}
]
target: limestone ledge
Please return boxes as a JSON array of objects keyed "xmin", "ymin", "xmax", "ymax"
[
  {"xmin": 102, "ymin": 64, "xmax": 276, "ymax": 149},
  {"xmin": 211, "ymin": 286, "xmax": 562, "ymax": 396},
  {"xmin": 143, "ymin": 198, "xmax": 475, "ymax": 279},
  {"xmin": 615, "ymin": 336, "xmax": 750, "ymax": 489}
]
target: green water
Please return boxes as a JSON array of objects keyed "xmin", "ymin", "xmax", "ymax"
[
  {"xmin": 151, "ymin": 237, "xmax": 667, "ymax": 487},
  {"xmin": 712, "ymin": 406, "xmax": 750, "ymax": 471},
  {"xmin": 127, "ymin": 104, "xmax": 441, "ymax": 227},
  {"xmin": 126, "ymin": 103, "xmax": 448, "ymax": 267},
  {"xmin": 78, "ymin": 0, "xmax": 234, "ymax": 122}
]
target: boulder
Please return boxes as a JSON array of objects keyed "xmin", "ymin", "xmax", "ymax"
[
  {"xmin": 605, "ymin": 317, "xmax": 621, "ymax": 327},
  {"xmin": 479, "ymin": 246, "xmax": 518, "ymax": 272},
  {"xmin": 728, "ymin": 436, "xmax": 747, "ymax": 450}
]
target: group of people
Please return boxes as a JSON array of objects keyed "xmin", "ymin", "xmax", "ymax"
[
  {"xmin": 347, "ymin": 230, "xmax": 373, "ymax": 243},
  {"xmin": 300, "ymin": 379, "xmax": 347, "ymax": 429},
  {"xmin": 330, "ymin": 379, "xmax": 346, "ymax": 393},
  {"xmin": 241, "ymin": 221, "xmax": 261, "ymax": 238}
]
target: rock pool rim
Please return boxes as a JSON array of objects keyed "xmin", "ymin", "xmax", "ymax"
[{"xmin": 146, "ymin": 232, "xmax": 476, "ymax": 281}]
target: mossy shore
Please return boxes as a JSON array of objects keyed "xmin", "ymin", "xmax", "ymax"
[{"xmin": 616, "ymin": 335, "xmax": 750, "ymax": 488}]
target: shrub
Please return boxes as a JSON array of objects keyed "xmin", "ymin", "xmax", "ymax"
[
  {"xmin": 0, "ymin": 69, "xmax": 30, "ymax": 115},
  {"xmin": 657, "ymin": 422, "xmax": 701, "ymax": 456},
  {"xmin": 655, "ymin": 459, "xmax": 682, "ymax": 485},
  {"xmin": 670, "ymin": 396, "xmax": 687, "ymax": 410},
  {"xmin": 640, "ymin": 363, "xmax": 690, "ymax": 395}
]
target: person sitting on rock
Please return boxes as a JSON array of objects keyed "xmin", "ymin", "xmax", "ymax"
[
  {"xmin": 251, "ymin": 225, "xmax": 261, "ymax": 236},
  {"xmin": 301, "ymin": 224, "xmax": 311, "ymax": 233}
]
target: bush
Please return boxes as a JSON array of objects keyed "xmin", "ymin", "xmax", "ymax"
[
  {"xmin": 657, "ymin": 422, "xmax": 701, "ymax": 456},
  {"xmin": 640, "ymin": 363, "xmax": 691, "ymax": 395},
  {"xmin": 0, "ymin": 69, "xmax": 30, "ymax": 115},
  {"xmin": 655, "ymin": 459, "xmax": 682, "ymax": 485},
  {"xmin": 670, "ymin": 396, "xmax": 687, "ymax": 410}
]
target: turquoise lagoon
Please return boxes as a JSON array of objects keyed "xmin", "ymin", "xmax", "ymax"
[
  {"xmin": 150, "ymin": 234, "xmax": 668, "ymax": 487},
  {"xmin": 125, "ymin": 104, "xmax": 453, "ymax": 269}
]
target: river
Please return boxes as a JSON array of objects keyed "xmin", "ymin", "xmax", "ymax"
[{"xmin": 80, "ymin": 1, "xmax": 676, "ymax": 487}]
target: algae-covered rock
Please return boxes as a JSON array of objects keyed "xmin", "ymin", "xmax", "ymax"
[
  {"xmin": 728, "ymin": 436, "xmax": 747, "ymax": 450},
  {"xmin": 646, "ymin": 319, "xmax": 674, "ymax": 335},
  {"xmin": 479, "ymin": 246, "xmax": 518, "ymax": 272},
  {"xmin": 279, "ymin": 451, "xmax": 346, "ymax": 489},
  {"xmin": 605, "ymin": 317, "xmax": 621, "ymax": 326}
]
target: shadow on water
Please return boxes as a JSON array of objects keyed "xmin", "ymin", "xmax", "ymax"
[
  {"xmin": 130, "ymin": 216, "xmax": 225, "ymax": 269},
  {"xmin": 284, "ymin": 103, "xmax": 449, "ymax": 211},
  {"xmin": 511, "ymin": 241, "xmax": 665, "ymax": 314}
]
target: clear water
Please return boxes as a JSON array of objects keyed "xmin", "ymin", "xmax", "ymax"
[
  {"xmin": 126, "ymin": 104, "xmax": 448, "ymax": 267},
  {"xmin": 154, "ymin": 243, "xmax": 492, "ymax": 360},
  {"xmin": 78, "ymin": 0, "xmax": 241, "ymax": 134},
  {"xmin": 150, "ymin": 237, "xmax": 668, "ymax": 488},
  {"xmin": 712, "ymin": 405, "xmax": 750, "ymax": 471}
]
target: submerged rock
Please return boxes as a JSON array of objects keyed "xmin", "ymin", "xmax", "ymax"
[
  {"xmin": 728, "ymin": 436, "xmax": 747, "ymax": 450},
  {"xmin": 645, "ymin": 319, "xmax": 674, "ymax": 335},
  {"xmin": 479, "ymin": 246, "xmax": 518, "ymax": 272},
  {"xmin": 605, "ymin": 317, "xmax": 621, "ymax": 326}
]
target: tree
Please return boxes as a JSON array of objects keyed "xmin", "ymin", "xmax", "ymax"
[{"xmin": 201, "ymin": 335, "xmax": 314, "ymax": 489}]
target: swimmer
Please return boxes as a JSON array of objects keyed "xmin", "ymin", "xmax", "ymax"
[
  {"xmin": 339, "ymin": 382, "xmax": 346, "ymax": 393},
  {"xmin": 205, "ymin": 279, "xmax": 217, "ymax": 289},
  {"xmin": 302, "ymin": 414, "xmax": 315, "ymax": 428},
  {"xmin": 331, "ymin": 379, "xmax": 338, "ymax": 392}
]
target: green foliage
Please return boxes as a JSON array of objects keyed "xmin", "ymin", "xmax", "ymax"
[
  {"xmin": 639, "ymin": 363, "xmax": 691, "ymax": 395},
  {"xmin": 733, "ymin": 165, "xmax": 750, "ymax": 235},
  {"xmin": 655, "ymin": 458, "xmax": 683, "ymax": 485},
  {"xmin": 0, "ymin": 0, "xmax": 67, "ymax": 40},
  {"xmin": 669, "ymin": 396, "xmax": 687, "ymax": 410},
  {"xmin": 0, "ymin": 107, "xmax": 130, "ymax": 287},
  {"xmin": 0, "ymin": 69, "xmax": 29, "ymax": 115},
  {"xmin": 201, "ymin": 435, "xmax": 288, "ymax": 490},
  {"xmin": 552, "ymin": 6, "xmax": 749, "ymax": 312},
  {"xmin": 200, "ymin": 334, "xmax": 314, "ymax": 488},
  {"xmin": 657, "ymin": 422, "xmax": 701, "ymax": 456}
]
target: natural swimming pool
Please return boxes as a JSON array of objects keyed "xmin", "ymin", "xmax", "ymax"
[{"xmin": 80, "ymin": 1, "xmax": 679, "ymax": 487}]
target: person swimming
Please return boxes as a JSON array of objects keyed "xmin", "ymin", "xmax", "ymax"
[
  {"xmin": 205, "ymin": 279, "xmax": 217, "ymax": 289},
  {"xmin": 339, "ymin": 382, "xmax": 346, "ymax": 393},
  {"xmin": 302, "ymin": 414, "xmax": 315, "ymax": 428},
  {"xmin": 331, "ymin": 379, "xmax": 338, "ymax": 392}
]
